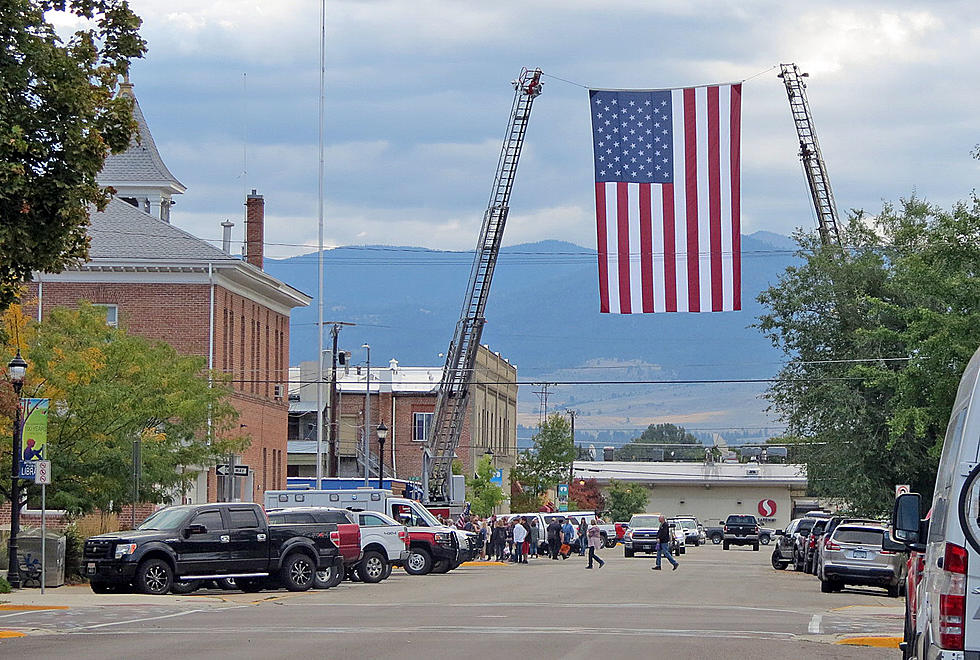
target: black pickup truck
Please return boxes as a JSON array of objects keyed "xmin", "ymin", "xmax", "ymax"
[
  {"xmin": 83, "ymin": 502, "xmax": 344, "ymax": 595},
  {"xmin": 722, "ymin": 513, "xmax": 761, "ymax": 551}
]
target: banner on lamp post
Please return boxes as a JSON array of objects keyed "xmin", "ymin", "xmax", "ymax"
[{"xmin": 22, "ymin": 398, "xmax": 49, "ymax": 461}]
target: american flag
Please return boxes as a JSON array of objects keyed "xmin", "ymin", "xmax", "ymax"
[
  {"xmin": 590, "ymin": 84, "xmax": 742, "ymax": 313},
  {"xmin": 455, "ymin": 501, "xmax": 471, "ymax": 529}
]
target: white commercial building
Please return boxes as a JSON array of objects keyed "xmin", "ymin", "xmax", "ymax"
[{"xmin": 573, "ymin": 461, "xmax": 808, "ymax": 530}]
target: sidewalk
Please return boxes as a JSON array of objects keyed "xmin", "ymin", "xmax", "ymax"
[{"xmin": 0, "ymin": 584, "xmax": 227, "ymax": 609}]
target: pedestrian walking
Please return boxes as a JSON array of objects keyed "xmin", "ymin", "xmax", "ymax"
[
  {"xmin": 513, "ymin": 518, "xmax": 528, "ymax": 564},
  {"xmin": 652, "ymin": 514, "xmax": 679, "ymax": 571},
  {"xmin": 528, "ymin": 518, "xmax": 540, "ymax": 559},
  {"xmin": 547, "ymin": 518, "xmax": 562, "ymax": 560},
  {"xmin": 577, "ymin": 518, "xmax": 589, "ymax": 556},
  {"xmin": 562, "ymin": 518, "xmax": 575, "ymax": 559},
  {"xmin": 586, "ymin": 522, "xmax": 605, "ymax": 569}
]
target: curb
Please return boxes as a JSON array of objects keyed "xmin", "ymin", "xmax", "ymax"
[
  {"xmin": 0, "ymin": 605, "xmax": 68, "ymax": 611},
  {"xmin": 461, "ymin": 561, "xmax": 509, "ymax": 566},
  {"xmin": 0, "ymin": 631, "xmax": 27, "ymax": 639},
  {"xmin": 836, "ymin": 636, "xmax": 902, "ymax": 648}
]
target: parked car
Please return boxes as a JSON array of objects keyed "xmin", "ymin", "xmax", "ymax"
[
  {"xmin": 623, "ymin": 514, "xmax": 683, "ymax": 557},
  {"xmin": 670, "ymin": 517, "xmax": 705, "ymax": 546},
  {"xmin": 83, "ymin": 503, "xmax": 342, "ymax": 595},
  {"xmin": 811, "ymin": 517, "xmax": 882, "ymax": 579},
  {"xmin": 266, "ymin": 507, "xmax": 362, "ymax": 588},
  {"xmin": 802, "ymin": 519, "xmax": 829, "ymax": 574},
  {"xmin": 706, "ymin": 524, "xmax": 724, "ymax": 545},
  {"xmin": 817, "ymin": 523, "xmax": 905, "ymax": 596},
  {"xmin": 789, "ymin": 517, "xmax": 818, "ymax": 570},
  {"xmin": 723, "ymin": 514, "xmax": 760, "ymax": 551},
  {"xmin": 771, "ymin": 518, "xmax": 801, "ymax": 569}
]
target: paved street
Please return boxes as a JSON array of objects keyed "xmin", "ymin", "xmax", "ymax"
[{"xmin": 0, "ymin": 544, "xmax": 901, "ymax": 658}]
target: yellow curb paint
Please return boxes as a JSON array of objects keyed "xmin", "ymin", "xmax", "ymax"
[
  {"xmin": 0, "ymin": 605, "xmax": 68, "ymax": 611},
  {"xmin": 836, "ymin": 636, "xmax": 902, "ymax": 648},
  {"xmin": 461, "ymin": 561, "xmax": 508, "ymax": 566},
  {"xmin": 0, "ymin": 631, "xmax": 27, "ymax": 639}
]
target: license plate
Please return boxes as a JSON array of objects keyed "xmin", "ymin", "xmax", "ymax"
[
  {"xmin": 86, "ymin": 562, "xmax": 96, "ymax": 574},
  {"xmin": 852, "ymin": 550, "xmax": 867, "ymax": 559}
]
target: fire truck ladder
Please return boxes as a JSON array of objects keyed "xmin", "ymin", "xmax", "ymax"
[
  {"xmin": 422, "ymin": 67, "xmax": 543, "ymax": 503},
  {"xmin": 778, "ymin": 63, "xmax": 843, "ymax": 247}
]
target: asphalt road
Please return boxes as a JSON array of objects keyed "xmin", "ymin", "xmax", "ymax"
[{"xmin": 0, "ymin": 543, "xmax": 902, "ymax": 659}]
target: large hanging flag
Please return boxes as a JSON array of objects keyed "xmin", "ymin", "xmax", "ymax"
[{"xmin": 590, "ymin": 84, "xmax": 742, "ymax": 313}]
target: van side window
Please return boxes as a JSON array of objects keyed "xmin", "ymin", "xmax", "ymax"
[{"xmin": 929, "ymin": 407, "xmax": 968, "ymax": 543}]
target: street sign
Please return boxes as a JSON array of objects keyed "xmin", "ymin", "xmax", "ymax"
[
  {"xmin": 34, "ymin": 460, "xmax": 51, "ymax": 485},
  {"xmin": 896, "ymin": 484, "xmax": 911, "ymax": 498},
  {"xmin": 19, "ymin": 460, "xmax": 37, "ymax": 479},
  {"xmin": 216, "ymin": 464, "xmax": 249, "ymax": 477}
]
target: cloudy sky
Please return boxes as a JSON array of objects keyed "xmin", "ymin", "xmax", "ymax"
[{"xmin": 75, "ymin": 1, "xmax": 979, "ymax": 258}]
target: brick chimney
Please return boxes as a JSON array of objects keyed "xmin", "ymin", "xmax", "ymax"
[{"xmin": 245, "ymin": 189, "xmax": 264, "ymax": 269}]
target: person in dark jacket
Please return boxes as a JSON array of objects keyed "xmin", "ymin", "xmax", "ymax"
[
  {"xmin": 546, "ymin": 518, "xmax": 562, "ymax": 560},
  {"xmin": 652, "ymin": 514, "xmax": 679, "ymax": 571},
  {"xmin": 490, "ymin": 520, "xmax": 506, "ymax": 561}
]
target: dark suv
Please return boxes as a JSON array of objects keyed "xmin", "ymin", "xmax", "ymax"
[{"xmin": 723, "ymin": 514, "xmax": 760, "ymax": 551}]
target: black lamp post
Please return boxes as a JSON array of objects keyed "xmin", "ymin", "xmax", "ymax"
[
  {"xmin": 6, "ymin": 351, "xmax": 28, "ymax": 589},
  {"xmin": 376, "ymin": 422, "xmax": 388, "ymax": 489}
]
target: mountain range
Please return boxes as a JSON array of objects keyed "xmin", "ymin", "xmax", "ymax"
[{"xmin": 265, "ymin": 231, "xmax": 800, "ymax": 446}]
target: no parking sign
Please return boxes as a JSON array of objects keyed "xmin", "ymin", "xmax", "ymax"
[{"xmin": 895, "ymin": 484, "xmax": 911, "ymax": 498}]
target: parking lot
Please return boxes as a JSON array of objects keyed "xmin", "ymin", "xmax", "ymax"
[{"xmin": 0, "ymin": 543, "xmax": 902, "ymax": 658}]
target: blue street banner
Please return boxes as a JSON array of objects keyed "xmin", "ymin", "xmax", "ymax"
[{"xmin": 490, "ymin": 469, "xmax": 503, "ymax": 485}]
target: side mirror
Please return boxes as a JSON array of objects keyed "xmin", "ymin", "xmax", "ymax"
[
  {"xmin": 892, "ymin": 492, "xmax": 922, "ymax": 546},
  {"xmin": 882, "ymin": 530, "xmax": 907, "ymax": 553},
  {"xmin": 775, "ymin": 529, "xmax": 784, "ymax": 536},
  {"xmin": 184, "ymin": 523, "xmax": 206, "ymax": 537}
]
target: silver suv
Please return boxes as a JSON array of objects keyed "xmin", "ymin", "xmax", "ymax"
[{"xmin": 817, "ymin": 523, "xmax": 905, "ymax": 597}]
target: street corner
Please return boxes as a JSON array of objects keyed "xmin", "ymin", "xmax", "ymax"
[
  {"xmin": 806, "ymin": 603, "xmax": 905, "ymax": 645},
  {"xmin": 0, "ymin": 631, "xmax": 27, "ymax": 639},
  {"xmin": 836, "ymin": 636, "xmax": 902, "ymax": 649}
]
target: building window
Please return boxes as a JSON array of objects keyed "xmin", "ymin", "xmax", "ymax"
[
  {"xmin": 413, "ymin": 412, "xmax": 433, "ymax": 442},
  {"xmin": 92, "ymin": 304, "xmax": 118, "ymax": 327}
]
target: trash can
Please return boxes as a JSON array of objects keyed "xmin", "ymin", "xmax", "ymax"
[{"xmin": 17, "ymin": 531, "xmax": 66, "ymax": 588}]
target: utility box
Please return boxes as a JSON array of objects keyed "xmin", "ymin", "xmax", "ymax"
[{"xmin": 17, "ymin": 531, "xmax": 66, "ymax": 588}]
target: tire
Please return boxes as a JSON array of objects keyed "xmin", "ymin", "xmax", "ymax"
[
  {"xmin": 604, "ymin": 536, "xmax": 616, "ymax": 549},
  {"xmin": 710, "ymin": 533, "xmax": 722, "ymax": 545},
  {"xmin": 89, "ymin": 581, "xmax": 117, "ymax": 594},
  {"xmin": 832, "ymin": 581, "xmax": 844, "ymax": 592},
  {"xmin": 694, "ymin": 538, "xmax": 701, "ymax": 547},
  {"xmin": 215, "ymin": 578, "xmax": 237, "ymax": 590},
  {"xmin": 431, "ymin": 559, "xmax": 451, "ymax": 574},
  {"xmin": 887, "ymin": 583, "xmax": 901, "ymax": 598},
  {"xmin": 315, "ymin": 563, "xmax": 344, "ymax": 589},
  {"xmin": 381, "ymin": 563, "xmax": 393, "ymax": 580},
  {"xmin": 723, "ymin": 541, "xmax": 730, "ymax": 550},
  {"xmin": 280, "ymin": 553, "xmax": 316, "ymax": 592},
  {"xmin": 771, "ymin": 551, "xmax": 788, "ymax": 570},
  {"xmin": 760, "ymin": 534, "xmax": 771, "ymax": 545},
  {"xmin": 678, "ymin": 546, "xmax": 686, "ymax": 555},
  {"xmin": 753, "ymin": 543, "xmax": 760, "ymax": 552},
  {"xmin": 357, "ymin": 551, "xmax": 387, "ymax": 583},
  {"xmin": 135, "ymin": 558, "xmax": 173, "ymax": 595},
  {"xmin": 820, "ymin": 578, "xmax": 834, "ymax": 593},
  {"xmin": 237, "ymin": 577, "xmax": 265, "ymax": 593},
  {"xmin": 405, "ymin": 548, "xmax": 433, "ymax": 576},
  {"xmin": 171, "ymin": 580, "xmax": 200, "ymax": 594},
  {"xmin": 624, "ymin": 548, "xmax": 634, "ymax": 558}
]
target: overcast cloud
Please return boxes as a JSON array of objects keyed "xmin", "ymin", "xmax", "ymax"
[{"xmin": 94, "ymin": 1, "xmax": 979, "ymax": 257}]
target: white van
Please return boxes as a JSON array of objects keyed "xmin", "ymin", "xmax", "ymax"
[{"xmin": 892, "ymin": 346, "xmax": 980, "ymax": 659}]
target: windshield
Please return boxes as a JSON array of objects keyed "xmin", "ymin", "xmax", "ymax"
[
  {"xmin": 630, "ymin": 515, "xmax": 661, "ymax": 528},
  {"xmin": 137, "ymin": 507, "xmax": 190, "ymax": 531},
  {"xmin": 727, "ymin": 515, "xmax": 756, "ymax": 525}
]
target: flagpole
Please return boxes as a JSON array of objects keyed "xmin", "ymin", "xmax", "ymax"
[{"xmin": 315, "ymin": 0, "xmax": 326, "ymax": 488}]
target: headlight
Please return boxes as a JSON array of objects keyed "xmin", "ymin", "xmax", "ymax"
[
  {"xmin": 114, "ymin": 543, "xmax": 138, "ymax": 558},
  {"xmin": 434, "ymin": 532, "xmax": 452, "ymax": 544},
  {"xmin": 625, "ymin": 531, "xmax": 633, "ymax": 540}
]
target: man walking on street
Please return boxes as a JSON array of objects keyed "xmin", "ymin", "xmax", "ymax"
[
  {"xmin": 547, "ymin": 518, "xmax": 562, "ymax": 560},
  {"xmin": 586, "ymin": 522, "xmax": 605, "ymax": 569},
  {"xmin": 652, "ymin": 514, "xmax": 679, "ymax": 571}
]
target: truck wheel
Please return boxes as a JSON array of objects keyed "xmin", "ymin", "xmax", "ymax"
[
  {"xmin": 405, "ymin": 549, "xmax": 433, "ymax": 575},
  {"xmin": 820, "ymin": 578, "xmax": 833, "ymax": 593},
  {"xmin": 753, "ymin": 543, "xmax": 760, "ymax": 552},
  {"xmin": 723, "ymin": 541, "xmax": 730, "ymax": 550},
  {"xmin": 760, "ymin": 534, "xmax": 771, "ymax": 545},
  {"xmin": 236, "ymin": 577, "xmax": 265, "ymax": 593},
  {"xmin": 357, "ymin": 551, "xmax": 387, "ymax": 584},
  {"xmin": 171, "ymin": 580, "xmax": 200, "ymax": 594},
  {"xmin": 381, "ymin": 563, "xmax": 393, "ymax": 580},
  {"xmin": 431, "ymin": 559, "xmax": 451, "ymax": 574},
  {"xmin": 771, "ymin": 551, "xmax": 788, "ymax": 570},
  {"xmin": 710, "ymin": 533, "xmax": 722, "ymax": 544},
  {"xmin": 315, "ymin": 563, "xmax": 344, "ymax": 589},
  {"xmin": 887, "ymin": 583, "xmax": 901, "ymax": 598},
  {"xmin": 136, "ymin": 558, "xmax": 173, "ymax": 595},
  {"xmin": 604, "ymin": 537, "xmax": 617, "ymax": 549},
  {"xmin": 215, "ymin": 578, "xmax": 236, "ymax": 590},
  {"xmin": 281, "ymin": 553, "xmax": 315, "ymax": 592},
  {"xmin": 624, "ymin": 548, "xmax": 634, "ymax": 558}
]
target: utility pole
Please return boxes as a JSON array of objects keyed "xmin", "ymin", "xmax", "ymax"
[
  {"xmin": 362, "ymin": 343, "xmax": 371, "ymax": 486},
  {"xmin": 533, "ymin": 383, "xmax": 554, "ymax": 426},
  {"xmin": 326, "ymin": 321, "xmax": 355, "ymax": 477},
  {"xmin": 567, "ymin": 410, "xmax": 577, "ymax": 490}
]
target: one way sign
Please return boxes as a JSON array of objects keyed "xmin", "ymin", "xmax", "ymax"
[{"xmin": 216, "ymin": 464, "xmax": 249, "ymax": 477}]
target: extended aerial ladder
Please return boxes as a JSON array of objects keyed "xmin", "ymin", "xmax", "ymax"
[
  {"xmin": 422, "ymin": 68, "xmax": 544, "ymax": 503},
  {"xmin": 778, "ymin": 63, "xmax": 843, "ymax": 247}
]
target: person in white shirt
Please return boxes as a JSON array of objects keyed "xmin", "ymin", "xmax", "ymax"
[{"xmin": 512, "ymin": 517, "xmax": 528, "ymax": 564}]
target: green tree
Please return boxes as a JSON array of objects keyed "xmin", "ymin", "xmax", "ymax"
[
  {"xmin": 757, "ymin": 196, "xmax": 980, "ymax": 515},
  {"xmin": 0, "ymin": 303, "xmax": 244, "ymax": 515},
  {"xmin": 510, "ymin": 413, "xmax": 576, "ymax": 499},
  {"xmin": 605, "ymin": 479, "xmax": 647, "ymax": 521},
  {"xmin": 0, "ymin": 1, "xmax": 146, "ymax": 310},
  {"xmin": 614, "ymin": 423, "xmax": 703, "ymax": 461},
  {"xmin": 466, "ymin": 455, "xmax": 506, "ymax": 517}
]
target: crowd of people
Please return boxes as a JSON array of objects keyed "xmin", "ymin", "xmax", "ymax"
[{"xmin": 458, "ymin": 515, "xmax": 608, "ymax": 569}]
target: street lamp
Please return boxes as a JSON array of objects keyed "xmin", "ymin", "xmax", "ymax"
[
  {"xmin": 376, "ymin": 422, "xmax": 388, "ymax": 489},
  {"xmin": 6, "ymin": 351, "xmax": 28, "ymax": 589}
]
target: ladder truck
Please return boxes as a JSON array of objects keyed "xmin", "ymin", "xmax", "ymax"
[
  {"xmin": 422, "ymin": 67, "xmax": 544, "ymax": 503},
  {"xmin": 778, "ymin": 63, "xmax": 843, "ymax": 247}
]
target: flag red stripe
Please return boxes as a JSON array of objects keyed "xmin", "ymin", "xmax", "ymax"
[
  {"xmin": 730, "ymin": 84, "xmax": 742, "ymax": 310},
  {"xmin": 662, "ymin": 183, "xmax": 677, "ymax": 312},
  {"xmin": 683, "ymin": 88, "xmax": 699, "ymax": 312},
  {"xmin": 616, "ymin": 181, "xmax": 631, "ymax": 314},
  {"xmin": 639, "ymin": 183, "xmax": 654, "ymax": 313},
  {"xmin": 595, "ymin": 182, "xmax": 609, "ymax": 313},
  {"xmin": 707, "ymin": 85, "xmax": 722, "ymax": 312}
]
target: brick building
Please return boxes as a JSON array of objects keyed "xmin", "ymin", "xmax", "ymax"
[
  {"xmin": 288, "ymin": 346, "xmax": 518, "ymax": 505},
  {"xmin": 20, "ymin": 80, "xmax": 310, "ymax": 506}
]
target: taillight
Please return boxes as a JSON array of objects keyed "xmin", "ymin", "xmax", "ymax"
[
  {"xmin": 723, "ymin": 525, "xmax": 728, "ymax": 533},
  {"xmin": 754, "ymin": 526, "xmax": 760, "ymax": 534},
  {"xmin": 939, "ymin": 542, "xmax": 968, "ymax": 650},
  {"xmin": 329, "ymin": 531, "xmax": 341, "ymax": 545},
  {"xmin": 398, "ymin": 529, "xmax": 408, "ymax": 546},
  {"xmin": 825, "ymin": 540, "xmax": 841, "ymax": 551}
]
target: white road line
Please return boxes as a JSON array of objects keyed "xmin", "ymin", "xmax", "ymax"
[
  {"xmin": 79, "ymin": 609, "xmax": 206, "ymax": 630},
  {"xmin": 0, "ymin": 611, "xmax": 40, "ymax": 619},
  {"xmin": 808, "ymin": 614, "xmax": 822, "ymax": 634},
  {"xmin": 329, "ymin": 602, "xmax": 804, "ymax": 615}
]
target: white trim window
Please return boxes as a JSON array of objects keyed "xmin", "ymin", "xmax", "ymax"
[
  {"xmin": 93, "ymin": 304, "xmax": 119, "ymax": 327},
  {"xmin": 413, "ymin": 412, "xmax": 433, "ymax": 442}
]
